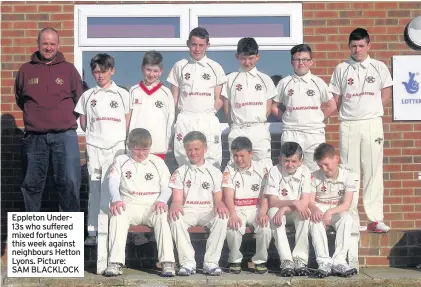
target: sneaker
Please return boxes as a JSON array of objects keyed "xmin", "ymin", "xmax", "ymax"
[
  {"xmin": 104, "ymin": 262, "xmax": 123, "ymax": 277},
  {"xmin": 332, "ymin": 264, "xmax": 358, "ymax": 277},
  {"xmin": 178, "ymin": 265, "xmax": 196, "ymax": 276},
  {"xmin": 254, "ymin": 263, "xmax": 268, "ymax": 274},
  {"xmin": 84, "ymin": 235, "xmax": 97, "ymax": 246},
  {"xmin": 133, "ymin": 233, "xmax": 149, "ymax": 245},
  {"xmin": 314, "ymin": 262, "xmax": 332, "ymax": 279},
  {"xmin": 348, "ymin": 256, "xmax": 360, "ymax": 274},
  {"xmin": 293, "ymin": 257, "xmax": 309, "ymax": 276},
  {"xmin": 229, "ymin": 263, "xmax": 242, "ymax": 274},
  {"xmin": 161, "ymin": 262, "xmax": 175, "ymax": 277},
  {"xmin": 280, "ymin": 260, "xmax": 295, "ymax": 277},
  {"xmin": 367, "ymin": 221, "xmax": 390, "ymax": 233},
  {"xmin": 203, "ymin": 262, "xmax": 222, "ymax": 276}
]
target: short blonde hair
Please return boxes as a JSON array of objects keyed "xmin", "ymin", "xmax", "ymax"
[{"xmin": 127, "ymin": 128, "xmax": 152, "ymax": 147}]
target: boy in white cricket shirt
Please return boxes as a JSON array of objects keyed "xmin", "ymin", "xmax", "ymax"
[
  {"xmin": 169, "ymin": 131, "xmax": 228, "ymax": 276},
  {"xmin": 272, "ymin": 44, "xmax": 337, "ymax": 172},
  {"xmin": 264, "ymin": 142, "xmax": 312, "ymax": 277},
  {"xmin": 103, "ymin": 128, "xmax": 176, "ymax": 277},
  {"xmin": 74, "ymin": 53, "xmax": 130, "ymax": 246},
  {"xmin": 128, "ymin": 51, "xmax": 175, "ymax": 160},
  {"xmin": 309, "ymin": 143, "xmax": 358, "ymax": 278},
  {"xmin": 167, "ymin": 27, "xmax": 227, "ymax": 168},
  {"xmin": 222, "ymin": 38, "xmax": 276, "ymax": 170},
  {"xmin": 222, "ymin": 136, "xmax": 272, "ymax": 274},
  {"xmin": 329, "ymin": 28, "xmax": 392, "ymax": 235}
]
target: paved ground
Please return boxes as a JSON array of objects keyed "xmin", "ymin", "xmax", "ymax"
[{"xmin": 2, "ymin": 266, "xmax": 421, "ymax": 287}]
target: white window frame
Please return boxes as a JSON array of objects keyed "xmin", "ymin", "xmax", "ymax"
[
  {"xmin": 76, "ymin": 4, "xmax": 190, "ymax": 47},
  {"xmin": 190, "ymin": 3, "xmax": 303, "ymax": 47},
  {"xmin": 74, "ymin": 3, "xmax": 302, "ymax": 135}
]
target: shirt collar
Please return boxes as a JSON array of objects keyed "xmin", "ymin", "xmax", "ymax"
[
  {"xmin": 233, "ymin": 161, "xmax": 255, "ymax": 175},
  {"xmin": 189, "ymin": 55, "xmax": 209, "ymax": 67},
  {"xmin": 93, "ymin": 81, "xmax": 119, "ymax": 94},
  {"xmin": 348, "ymin": 55, "xmax": 371, "ymax": 69},
  {"xmin": 280, "ymin": 164, "xmax": 304, "ymax": 181},
  {"xmin": 292, "ymin": 71, "xmax": 312, "ymax": 83},
  {"xmin": 187, "ymin": 161, "xmax": 209, "ymax": 173},
  {"xmin": 239, "ymin": 66, "xmax": 258, "ymax": 77},
  {"xmin": 129, "ymin": 153, "xmax": 151, "ymax": 165}
]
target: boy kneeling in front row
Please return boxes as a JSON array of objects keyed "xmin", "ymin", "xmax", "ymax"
[
  {"xmin": 309, "ymin": 143, "xmax": 358, "ymax": 278},
  {"xmin": 169, "ymin": 131, "xmax": 228, "ymax": 276},
  {"xmin": 222, "ymin": 136, "xmax": 272, "ymax": 274},
  {"xmin": 104, "ymin": 128, "xmax": 176, "ymax": 277}
]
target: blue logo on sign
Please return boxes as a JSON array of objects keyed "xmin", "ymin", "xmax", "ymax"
[{"xmin": 402, "ymin": 72, "xmax": 419, "ymax": 94}]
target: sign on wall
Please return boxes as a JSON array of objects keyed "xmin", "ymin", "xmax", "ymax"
[{"xmin": 392, "ymin": 55, "xmax": 421, "ymax": 121}]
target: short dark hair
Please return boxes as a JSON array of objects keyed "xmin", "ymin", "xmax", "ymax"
[
  {"xmin": 183, "ymin": 131, "xmax": 207, "ymax": 146},
  {"xmin": 127, "ymin": 128, "xmax": 152, "ymax": 147},
  {"xmin": 38, "ymin": 27, "xmax": 59, "ymax": 43},
  {"xmin": 290, "ymin": 44, "xmax": 312, "ymax": 59},
  {"xmin": 270, "ymin": 75, "xmax": 283, "ymax": 87},
  {"xmin": 237, "ymin": 37, "xmax": 259, "ymax": 56},
  {"xmin": 231, "ymin": 137, "xmax": 253, "ymax": 153},
  {"xmin": 142, "ymin": 51, "xmax": 163, "ymax": 69},
  {"xmin": 349, "ymin": 28, "xmax": 370, "ymax": 44},
  {"xmin": 90, "ymin": 53, "xmax": 115, "ymax": 72},
  {"xmin": 188, "ymin": 27, "xmax": 209, "ymax": 43},
  {"xmin": 280, "ymin": 142, "xmax": 303, "ymax": 159},
  {"xmin": 313, "ymin": 143, "xmax": 336, "ymax": 162}
]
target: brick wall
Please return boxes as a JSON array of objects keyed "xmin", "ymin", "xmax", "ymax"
[{"xmin": 1, "ymin": 1, "xmax": 421, "ymax": 267}]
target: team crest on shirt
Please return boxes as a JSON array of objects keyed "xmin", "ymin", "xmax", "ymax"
[
  {"xmin": 321, "ymin": 185, "xmax": 327, "ymax": 193},
  {"xmin": 251, "ymin": 184, "xmax": 260, "ymax": 192},
  {"xmin": 288, "ymin": 89, "xmax": 294, "ymax": 96},
  {"xmin": 110, "ymin": 101, "xmax": 118, "ymax": 108},
  {"xmin": 235, "ymin": 181, "xmax": 241, "ymax": 188},
  {"xmin": 202, "ymin": 73, "xmax": 211, "ymax": 80},
  {"xmin": 125, "ymin": 171, "xmax": 132, "ymax": 179},
  {"xmin": 90, "ymin": 99, "xmax": 97, "ymax": 107},
  {"xmin": 338, "ymin": 190, "xmax": 345, "ymax": 196},
  {"xmin": 223, "ymin": 171, "xmax": 230, "ymax": 184},
  {"xmin": 155, "ymin": 100, "xmax": 163, "ymax": 109},
  {"xmin": 145, "ymin": 173, "xmax": 154, "ymax": 180},
  {"xmin": 347, "ymin": 78, "xmax": 354, "ymax": 85},
  {"xmin": 170, "ymin": 171, "xmax": 177, "ymax": 184},
  {"xmin": 236, "ymin": 84, "xmax": 243, "ymax": 91},
  {"xmin": 281, "ymin": 188, "xmax": 288, "ymax": 196},
  {"xmin": 91, "ymin": 117, "xmax": 95, "ymax": 123},
  {"xmin": 176, "ymin": 133, "xmax": 183, "ymax": 141},
  {"xmin": 134, "ymin": 99, "xmax": 140, "ymax": 104},
  {"xmin": 366, "ymin": 76, "xmax": 375, "ymax": 83},
  {"xmin": 186, "ymin": 180, "xmax": 191, "ymax": 188},
  {"xmin": 214, "ymin": 136, "xmax": 220, "ymax": 144},
  {"xmin": 184, "ymin": 73, "xmax": 191, "ymax": 80},
  {"xmin": 255, "ymin": 84, "xmax": 262, "ymax": 91},
  {"xmin": 55, "ymin": 77, "xmax": 64, "ymax": 85},
  {"xmin": 306, "ymin": 89, "xmax": 315, "ymax": 97},
  {"xmin": 202, "ymin": 182, "xmax": 210, "ymax": 189}
]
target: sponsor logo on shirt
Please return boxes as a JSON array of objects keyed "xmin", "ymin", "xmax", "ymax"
[
  {"xmin": 129, "ymin": 191, "xmax": 158, "ymax": 196},
  {"xmin": 186, "ymin": 200, "xmax": 211, "ymax": 205},
  {"xmin": 234, "ymin": 101, "xmax": 264, "ymax": 108},
  {"xmin": 287, "ymin": 106, "xmax": 319, "ymax": 112},
  {"xmin": 94, "ymin": 117, "xmax": 121, "ymax": 122},
  {"xmin": 183, "ymin": 91, "xmax": 212, "ymax": 97},
  {"xmin": 234, "ymin": 198, "xmax": 259, "ymax": 206},
  {"xmin": 28, "ymin": 77, "xmax": 39, "ymax": 85},
  {"xmin": 345, "ymin": 92, "xmax": 375, "ymax": 99},
  {"xmin": 56, "ymin": 78, "xmax": 64, "ymax": 85}
]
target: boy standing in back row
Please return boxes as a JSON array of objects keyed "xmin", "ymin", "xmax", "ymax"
[
  {"xmin": 167, "ymin": 27, "xmax": 227, "ymax": 168},
  {"xmin": 75, "ymin": 53, "xmax": 130, "ymax": 246},
  {"xmin": 222, "ymin": 37, "xmax": 276, "ymax": 170},
  {"xmin": 272, "ymin": 44, "xmax": 337, "ymax": 172}
]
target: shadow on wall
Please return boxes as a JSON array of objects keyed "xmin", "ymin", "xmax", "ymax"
[
  {"xmin": 388, "ymin": 230, "xmax": 421, "ymax": 267},
  {"xmin": 1, "ymin": 114, "xmax": 24, "ymax": 257}
]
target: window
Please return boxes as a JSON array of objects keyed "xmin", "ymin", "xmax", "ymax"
[{"xmin": 75, "ymin": 3, "xmax": 303, "ymax": 134}]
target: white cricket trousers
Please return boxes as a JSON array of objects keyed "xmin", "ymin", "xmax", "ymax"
[
  {"xmin": 268, "ymin": 208, "xmax": 309, "ymax": 263},
  {"xmin": 309, "ymin": 203, "xmax": 353, "ymax": 266},
  {"xmin": 108, "ymin": 202, "xmax": 175, "ymax": 264},
  {"xmin": 226, "ymin": 208, "xmax": 272, "ymax": 264},
  {"xmin": 228, "ymin": 123, "xmax": 273, "ymax": 170},
  {"xmin": 86, "ymin": 141, "xmax": 125, "ymax": 236},
  {"xmin": 281, "ymin": 130, "xmax": 325, "ymax": 172},
  {"xmin": 169, "ymin": 208, "xmax": 228, "ymax": 268},
  {"xmin": 340, "ymin": 117, "xmax": 384, "ymax": 223},
  {"xmin": 174, "ymin": 113, "xmax": 222, "ymax": 168}
]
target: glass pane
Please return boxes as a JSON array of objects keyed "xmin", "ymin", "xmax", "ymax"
[
  {"xmin": 198, "ymin": 16, "xmax": 290, "ymax": 38},
  {"xmin": 82, "ymin": 50, "xmax": 292, "ymax": 123},
  {"xmin": 87, "ymin": 17, "xmax": 180, "ymax": 38}
]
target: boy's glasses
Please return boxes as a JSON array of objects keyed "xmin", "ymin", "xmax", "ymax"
[{"xmin": 292, "ymin": 58, "xmax": 312, "ymax": 63}]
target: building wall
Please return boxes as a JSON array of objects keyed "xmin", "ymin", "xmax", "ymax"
[{"xmin": 1, "ymin": 1, "xmax": 421, "ymax": 267}]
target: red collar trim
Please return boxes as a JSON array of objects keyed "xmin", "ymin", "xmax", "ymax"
[{"xmin": 139, "ymin": 81, "xmax": 162, "ymax": 96}]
